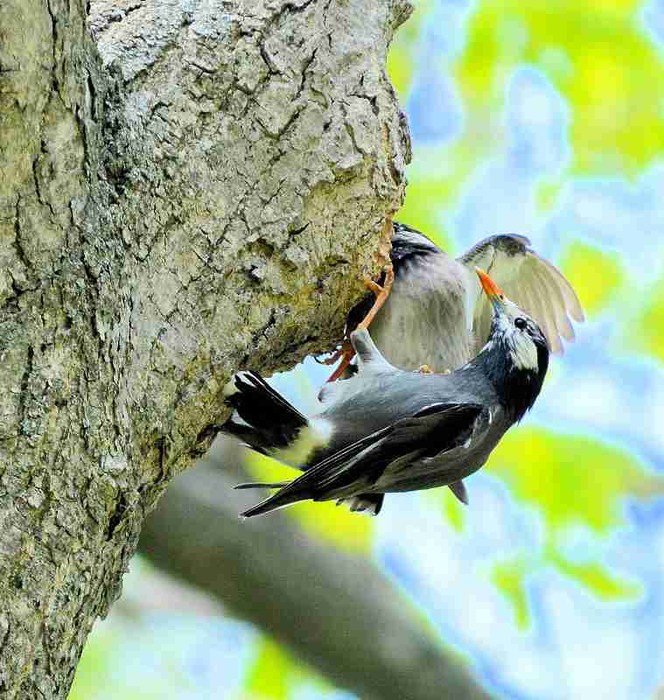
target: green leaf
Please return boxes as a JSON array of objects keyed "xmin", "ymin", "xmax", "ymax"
[
  {"xmin": 549, "ymin": 553, "xmax": 641, "ymax": 600},
  {"xmin": 491, "ymin": 558, "xmax": 531, "ymax": 629},
  {"xmin": 560, "ymin": 240, "xmax": 624, "ymax": 317},
  {"xmin": 387, "ymin": 0, "xmax": 435, "ymax": 97},
  {"xmin": 631, "ymin": 280, "xmax": 664, "ymax": 363},
  {"xmin": 456, "ymin": 0, "xmax": 664, "ymax": 174},
  {"xmin": 246, "ymin": 637, "xmax": 293, "ymax": 700},
  {"xmin": 488, "ymin": 427, "xmax": 658, "ymax": 534}
]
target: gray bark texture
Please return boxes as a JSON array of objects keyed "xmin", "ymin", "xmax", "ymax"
[
  {"xmin": 140, "ymin": 440, "xmax": 491, "ymax": 700},
  {"xmin": 0, "ymin": 0, "xmax": 411, "ymax": 695}
]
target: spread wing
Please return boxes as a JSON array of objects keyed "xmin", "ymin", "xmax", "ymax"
[
  {"xmin": 459, "ymin": 235, "xmax": 584, "ymax": 354},
  {"xmin": 240, "ymin": 402, "xmax": 483, "ymax": 517}
]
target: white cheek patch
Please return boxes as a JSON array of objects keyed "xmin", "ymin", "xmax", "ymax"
[{"xmin": 509, "ymin": 333, "xmax": 539, "ymax": 370}]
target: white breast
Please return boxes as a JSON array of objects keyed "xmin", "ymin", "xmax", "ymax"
[{"xmin": 370, "ymin": 255, "xmax": 474, "ymax": 372}]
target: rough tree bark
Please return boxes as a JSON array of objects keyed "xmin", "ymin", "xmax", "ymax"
[{"xmin": 0, "ymin": 0, "xmax": 410, "ymax": 695}]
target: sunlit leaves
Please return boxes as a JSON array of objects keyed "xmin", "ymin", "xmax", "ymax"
[
  {"xmin": 488, "ymin": 428, "xmax": 656, "ymax": 533},
  {"xmin": 245, "ymin": 638, "xmax": 293, "ymax": 700},
  {"xmin": 548, "ymin": 554, "xmax": 640, "ymax": 600},
  {"xmin": 561, "ymin": 240, "xmax": 624, "ymax": 317},
  {"xmin": 387, "ymin": 0, "xmax": 435, "ymax": 97},
  {"xmin": 456, "ymin": 0, "xmax": 664, "ymax": 174},
  {"xmin": 491, "ymin": 558, "xmax": 530, "ymax": 629},
  {"xmin": 392, "ymin": 154, "xmax": 454, "ymax": 248},
  {"xmin": 483, "ymin": 428, "xmax": 656, "ymax": 620},
  {"xmin": 245, "ymin": 637, "xmax": 334, "ymax": 699},
  {"xmin": 632, "ymin": 280, "xmax": 664, "ymax": 362},
  {"xmin": 69, "ymin": 633, "xmax": 119, "ymax": 700},
  {"xmin": 491, "ymin": 552, "xmax": 640, "ymax": 629}
]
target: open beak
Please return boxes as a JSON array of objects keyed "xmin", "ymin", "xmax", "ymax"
[{"xmin": 475, "ymin": 267, "xmax": 506, "ymax": 311}]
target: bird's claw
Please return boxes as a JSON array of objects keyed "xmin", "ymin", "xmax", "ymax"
[
  {"xmin": 356, "ymin": 263, "xmax": 394, "ymax": 332},
  {"xmin": 326, "ymin": 343, "xmax": 355, "ymax": 382},
  {"xmin": 363, "ymin": 276, "xmax": 385, "ymax": 296},
  {"xmin": 362, "ymin": 264, "xmax": 395, "ymax": 298},
  {"xmin": 327, "ymin": 262, "xmax": 394, "ymax": 382},
  {"xmin": 315, "ymin": 347, "xmax": 344, "ymax": 366}
]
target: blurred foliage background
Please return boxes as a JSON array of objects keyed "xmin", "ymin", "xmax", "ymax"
[{"xmin": 71, "ymin": 0, "xmax": 664, "ymax": 698}]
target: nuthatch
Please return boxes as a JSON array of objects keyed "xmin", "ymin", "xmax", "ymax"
[{"xmin": 223, "ymin": 269, "xmax": 549, "ymax": 517}]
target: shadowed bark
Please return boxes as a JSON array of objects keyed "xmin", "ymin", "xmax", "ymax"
[
  {"xmin": 139, "ymin": 440, "xmax": 491, "ymax": 700},
  {"xmin": 0, "ymin": 0, "xmax": 410, "ymax": 694}
]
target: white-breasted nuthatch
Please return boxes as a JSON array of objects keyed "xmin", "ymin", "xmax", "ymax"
[
  {"xmin": 323, "ymin": 222, "xmax": 583, "ymax": 381},
  {"xmin": 223, "ymin": 268, "xmax": 550, "ymax": 517}
]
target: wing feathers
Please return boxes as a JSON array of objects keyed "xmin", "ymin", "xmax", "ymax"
[
  {"xmin": 240, "ymin": 403, "xmax": 483, "ymax": 517},
  {"xmin": 461, "ymin": 235, "xmax": 583, "ymax": 353},
  {"xmin": 539, "ymin": 256, "xmax": 585, "ymax": 323},
  {"xmin": 520, "ymin": 263, "xmax": 562, "ymax": 354},
  {"xmin": 532, "ymin": 264, "xmax": 575, "ymax": 341}
]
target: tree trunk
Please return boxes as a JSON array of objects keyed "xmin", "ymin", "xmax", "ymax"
[{"xmin": 0, "ymin": 0, "xmax": 411, "ymax": 695}]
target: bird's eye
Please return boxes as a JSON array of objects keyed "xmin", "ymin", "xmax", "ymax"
[{"xmin": 514, "ymin": 317, "xmax": 527, "ymax": 330}]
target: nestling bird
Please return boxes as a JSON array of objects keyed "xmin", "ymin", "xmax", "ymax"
[
  {"xmin": 324, "ymin": 222, "xmax": 582, "ymax": 380},
  {"xmin": 223, "ymin": 268, "xmax": 550, "ymax": 517}
]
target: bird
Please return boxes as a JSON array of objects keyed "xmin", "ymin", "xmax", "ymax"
[
  {"xmin": 222, "ymin": 268, "xmax": 550, "ymax": 517},
  {"xmin": 323, "ymin": 222, "xmax": 583, "ymax": 381}
]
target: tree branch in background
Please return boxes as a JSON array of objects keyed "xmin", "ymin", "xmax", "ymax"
[{"xmin": 140, "ymin": 440, "xmax": 490, "ymax": 700}]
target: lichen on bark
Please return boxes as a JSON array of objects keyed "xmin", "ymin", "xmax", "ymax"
[{"xmin": 0, "ymin": 0, "xmax": 411, "ymax": 695}]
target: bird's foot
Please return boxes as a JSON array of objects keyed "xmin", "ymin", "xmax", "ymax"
[
  {"xmin": 326, "ymin": 262, "xmax": 394, "ymax": 383},
  {"xmin": 355, "ymin": 262, "xmax": 394, "ymax": 333},
  {"xmin": 325, "ymin": 340, "xmax": 354, "ymax": 383},
  {"xmin": 417, "ymin": 364, "xmax": 434, "ymax": 374},
  {"xmin": 315, "ymin": 346, "xmax": 345, "ymax": 366}
]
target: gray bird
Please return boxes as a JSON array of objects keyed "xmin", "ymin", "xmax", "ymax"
[
  {"xmin": 326, "ymin": 223, "xmax": 583, "ymax": 380},
  {"xmin": 223, "ymin": 269, "xmax": 549, "ymax": 517}
]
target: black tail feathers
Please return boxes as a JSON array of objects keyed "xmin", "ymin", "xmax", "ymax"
[
  {"xmin": 234, "ymin": 481, "xmax": 290, "ymax": 490},
  {"xmin": 239, "ymin": 488, "xmax": 384, "ymax": 519},
  {"xmin": 239, "ymin": 490, "xmax": 304, "ymax": 518},
  {"xmin": 223, "ymin": 371, "xmax": 307, "ymax": 452}
]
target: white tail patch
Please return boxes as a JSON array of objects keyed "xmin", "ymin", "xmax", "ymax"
[
  {"xmin": 223, "ymin": 378, "xmax": 240, "ymax": 398},
  {"xmin": 223, "ymin": 370, "xmax": 256, "ymax": 398},
  {"xmin": 273, "ymin": 418, "xmax": 333, "ymax": 467}
]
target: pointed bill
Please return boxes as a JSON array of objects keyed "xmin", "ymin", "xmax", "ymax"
[{"xmin": 475, "ymin": 267, "xmax": 506, "ymax": 310}]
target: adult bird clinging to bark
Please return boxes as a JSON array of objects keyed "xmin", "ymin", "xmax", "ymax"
[
  {"xmin": 323, "ymin": 222, "xmax": 583, "ymax": 381},
  {"xmin": 222, "ymin": 269, "xmax": 550, "ymax": 517}
]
